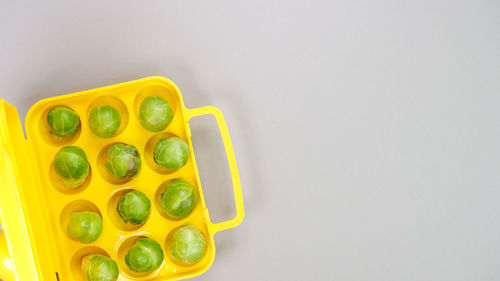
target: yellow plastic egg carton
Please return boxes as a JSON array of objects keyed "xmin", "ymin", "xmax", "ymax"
[{"xmin": 0, "ymin": 76, "xmax": 244, "ymax": 281}]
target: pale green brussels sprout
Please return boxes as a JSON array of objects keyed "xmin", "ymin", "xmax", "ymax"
[
  {"xmin": 54, "ymin": 146, "xmax": 90, "ymax": 187},
  {"xmin": 139, "ymin": 96, "xmax": 174, "ymax": 132},
  {"xmin": 171, "ymin": 225, "xmax": 206, "ymax": 264},
  {"xmin": 117, "ymin": 191, "xmax": 151, "ymax": 225},
  {"xmin": 82, "ymin": 254, "xmax": 119, "ymax": 281},
  {"xmin": 106, "ymin": 144, "xmax": 141, "ymax": 179},
  {"xmin": 89, "ymin": 106, "xmax": 121, "ymax": 138},
  {"xmin": 160, "ymin": 180, "xmax": 198, "ymax": 219},
  {"xmin": 47, "ymin": 106, "xmax": 80, "ymax": 139},
  {"xmin": 153, "ymin": 137, "xmax": 189, "ymax": 170},
  {"xmin": 67, "ymin": 211, "xmax": 102, "ymax": 243},
  {"xmin": 125, "ymin": 238, "xmax": 163, "ymax": 273}
]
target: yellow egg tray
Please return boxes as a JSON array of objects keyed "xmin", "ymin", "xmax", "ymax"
[{"xmin": 0, "ymin": 76, "xmax": 244, "ymax": 281}]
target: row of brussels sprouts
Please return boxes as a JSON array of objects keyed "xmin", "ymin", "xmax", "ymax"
[
  {"xmin": 54, "ymin": 136, "xmax": 190, "ymax": 186},
  {"xmin": 79, "ymin": 225, "xmax": 206, "ymax": 281},
  {"xmin": 66, "ymin": 178, "xmax": 198, "ymax": 242},
  {"xmin": 48, "ymin": 95, "xmax": 173, "ymax": 139},
  {"xmin": 47, "ymin": 96, "xmax": 205, "ymax": 281}
]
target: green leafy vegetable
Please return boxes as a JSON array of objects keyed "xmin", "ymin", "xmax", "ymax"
[
  {"xmin": 47, "ymin": 106, "xmax": 80, "ymax": 139},
  {"xmin": 106, "ymin": 144, "xmax": 141, "ymax": 179},
  {"xmin": 171, "ymin": 225, "xmax": 206, "ymax": 264},
  {"xmin": 67, "ymin": 211, "xmax": 102, "ymax": 243},
  {"xmin": 81, "ymin": 254, "xmax": 119, "ymax": 281},
  {"xmin": 54, "ymin": 146, "xmax": 90, "ymax": 187},
  {"xmin": 160, "ymin": 180, "xmax": 198, "ymax": 219},
  {"xmin": 89, "ymin": 105, "xmax": 121, "ymax": 138},
  {"xmin": 139, "ymin": 96, "xmax": 173, "ymax": 132},
  {"xmin": 153, "ymin": 137, "xmax": 189, "ymax": 170},
  {"xmin": 117, "ymin": 191, "xmax": 151, "ymax": 225},
  {"xmin": 125, "ymin": 238, "xmax": 163, "ymax": 273}
]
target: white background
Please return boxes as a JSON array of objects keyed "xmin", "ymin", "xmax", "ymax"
[{"xmin": 1, "ymin": 1, "xmax": 500, "ymax": 280}]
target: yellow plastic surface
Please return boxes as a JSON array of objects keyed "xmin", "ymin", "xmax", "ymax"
[
  {"xmin": 0, "ymin": 77, "xmax": 244, "ymax": 281},
  {"xmin": 0, "ymin": 100, "xmax": 56, "ymax": 281},
  {"xmin": 0, "ymin": 220, "xmax": 15, "ymax": 281}
]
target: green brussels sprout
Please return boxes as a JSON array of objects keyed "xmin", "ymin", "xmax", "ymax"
[
  {"xmin": 171, "ymin": 225, "xmax": 206, "ymax": 264},
  {"xmin": 160, "ymin": 180, "xmax": 198, "ymax": 219},
  {"xmin": 89, "ymin": 106, "xmax": 121, "ymax": 138},
  {"xmin": 54, "ymin": 146, "xmax": 90, "ymax": 187},
  {"xmin": 153, "ymin": 137, "xmax": 189, "ymax": 170},
  {"xmin": 125, "ymin": 238, "xmax": 163, "ymax": 273},
  {"xmin": 82, "ymin": 254, "xmax": 119, "ymax": 281},
  {"xmin": 47, "ymin": 106, "xmax": 80, "ymax": 139},
  {"xmin": 106, "ymin": 144, "xmax": 141, "ymax": 179},
  {"xmin": 117, "ymin": 191, "xmax": 151, "ymax": 225},
  {"xmin": 67, "ymin": 211, "xmax": 102, "ymax": 243},
  {"xmin": 139, "ymin": 96, "xmax": 174, "ymax": 132}
]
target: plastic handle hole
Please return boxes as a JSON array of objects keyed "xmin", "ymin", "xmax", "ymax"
[{"xmin": 189, "ymin": 114, "xmax": 236, "ymax": 223}]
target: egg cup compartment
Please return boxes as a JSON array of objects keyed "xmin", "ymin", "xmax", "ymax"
[
  {"xmin": 59, "ymin": 200, "xmax": 103, "ymax": 241},
  {"xmin": 0, "ymin": 76, "xmax": 244, "ymax": 281},
  {"xmin": 39, "ymin": 105, "xmax": 82, "ymax": 146},
  {"xmin": 153, "ymin": 178, "xmax": 200, "ymax": 221},
  {"xmin": 164, "ymin": 224, "xmax": 210, "ymax": 268},
  {"xmin": 50, "ymin": 161, "xmax": 93, "ymax": 194},
  {"xmin": 116, "ymin": 234, "xmax": 164, "ymax": 279},
  {"xmin": 86, "ymin": 95, "xmax": 129, "ymax": 138},
  {"xmin": 107, "ymin": 187, "xmax": 150, "ymax": 231},
  {"xmin": 133, "ymin": 84, "xmax": 180, "ymax": 130},
  {"xmin": 144, "ymin": 132, "xmax": 188, "ymax": 174},
  {"xmin": 70, "ymin": 246, "xmax": 112, "ymax": 281},
  {"xmin": 97, "ymin": 142, "xmax": 138, "ymax": 185}
]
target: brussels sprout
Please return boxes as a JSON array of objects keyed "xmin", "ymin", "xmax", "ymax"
[
  {"xmin": 106, "ymin": 144, "xmax": 141, "ymax": 179},
  {"xmin": 116, "ymin": 191, "xmax": 151, "ymax": 225},
  {"xmin": 82, "ymin": 254, "xmax": 119, "ymax": 281},
  {"xmin": 139, "ymin": 96, "xmax": 174, "ymax": 132},
  {"xmin": 89, "ymin": 106, "xmax": 121, "ymax": 138},
  {"xmin": 125, "ymin": 238, "xmax": 163, "ymax": 273},
  {"xmin": 171, "ymin": 225, "xmax": 206, "ymax": 264},
  {"xmin": 67, "ymin": 211, "xmax": 102, "ymax": 243},
  {"xmin": 54, "ymin": 146, "xmax": 90, "ymax": 187},
  {"xmin": 47, "ymin": 106, "xmax": 80, "ymax": 139},
  {"xmin": 160, "ymin": 180, "xmax": 198, "ymax": 219},
  {"xmin": 153, "ymin": 137, "xmax": 189, "ymax": 170}
]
